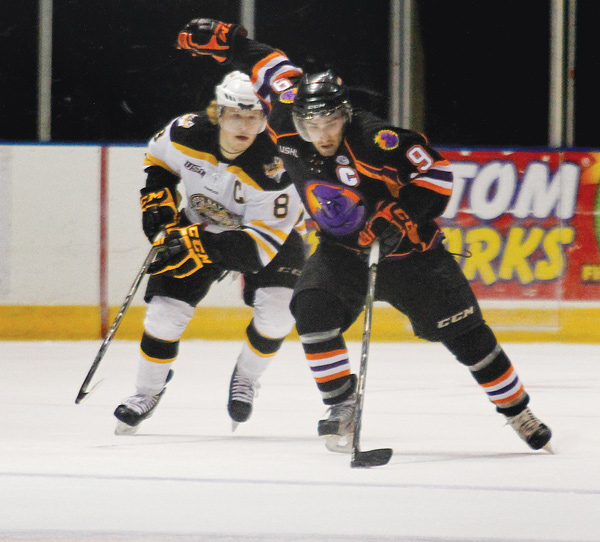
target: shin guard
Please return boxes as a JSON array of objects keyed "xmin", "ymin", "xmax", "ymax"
[
  {"xmin": 300, "ymin": 328, "xmax": 355, "ymax": 405},
  {"xmin": 136, "ymin": 332, "xmax": 178, "ymax": 396},
  {"xmin": 444, "ymin": 324, "xmax": 529, "ymax": 416}
]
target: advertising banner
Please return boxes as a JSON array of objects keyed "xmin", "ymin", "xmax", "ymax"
[{"xmin": 439, "ymin": 150, "xmax": 600, "ymax": 301}]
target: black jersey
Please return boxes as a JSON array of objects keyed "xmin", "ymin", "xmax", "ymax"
[{"xmin": 232, "ymin": 39, "xmax": 454, "ymax": 256}]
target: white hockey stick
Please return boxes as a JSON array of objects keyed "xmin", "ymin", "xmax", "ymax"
[
  {"xmin": 351, "ymin": 240, "xmax": 393, "ymax": 468},
  {"xmin": 75, "ymin": 246, "xmax": 156, "ymax": 404}
]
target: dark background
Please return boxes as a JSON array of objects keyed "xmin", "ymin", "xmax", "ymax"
[{"xmin": 1, "ymin": 0, "xmax": 597, "ymax": 148}]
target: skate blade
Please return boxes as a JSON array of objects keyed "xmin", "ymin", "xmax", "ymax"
[
  {"xmin": 115, "ymin": 421, "xmax": 140, "ymax": 436},
  {"xmin": 231, "ymin": 420, "xmax": 240, "ymax": 432},
  {"xmin": 542, "ymin": 441, "xmax": 555, "ymax": 454},
  {"xmin": 323, "ymin": 433, "xmax": 353, "ymax": 454}
]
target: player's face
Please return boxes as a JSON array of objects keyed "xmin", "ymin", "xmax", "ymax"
[
  {"xmin": 303, "ymin": 111, "xmax": 346, "ymax": 156},
  {"xmin": 218, "ymin": 107, "xmax": 265, "ymax": 154}
]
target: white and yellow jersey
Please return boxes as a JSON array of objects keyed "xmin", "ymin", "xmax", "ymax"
[{"xmin": 144, "ymin": 112, "xmax": 302, "ymax": 268}]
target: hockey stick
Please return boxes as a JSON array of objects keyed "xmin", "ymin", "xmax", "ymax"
[
  {"xmin": 75, "ymin": 246, "xmax": 157, "ymax": 404},
  {"xmin": 350, "ymin": 240, "xmax": 393, "ymax": 468}
]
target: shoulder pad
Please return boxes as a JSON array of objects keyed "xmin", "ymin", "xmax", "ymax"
[
  {"xmin": 171, "ymin": 112, "xmax": 214, "ymax": 131},
  {"xmin": 169, "ymin": 112, "xmax": 216, "ymax": 147},
  {"xmin": 351, "ymin": 110, "xmax": 426, "ymax": 152}
]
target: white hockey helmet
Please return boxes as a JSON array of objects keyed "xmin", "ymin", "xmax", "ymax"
[{"xmin": 216, "ymin": 71, "xmax": 262, "ymax": 111}]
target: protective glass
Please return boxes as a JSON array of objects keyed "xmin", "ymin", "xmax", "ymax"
[{"xmin": 293, "ymin": 108, "xmax": 349, "ymax": 142}]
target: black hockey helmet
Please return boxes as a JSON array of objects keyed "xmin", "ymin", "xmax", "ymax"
[{"xmin": 292, "ymin": 70, "xmax": 352, "ymax": 141}]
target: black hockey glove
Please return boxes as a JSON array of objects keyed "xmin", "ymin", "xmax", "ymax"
[
  {"xmin": 358, "ymin": 201, "xmax": 427, "ymax": 257},
  {"xmin": 140, "ymin": 186, "xmax": 180, "ymax": 242},
  {"xmin": 177, "ymin": 18, "xmax": 247, "ymax": 64},
  {"xmin": 148, "ymin": 224, "xmax": 214, "ymax": 279}
]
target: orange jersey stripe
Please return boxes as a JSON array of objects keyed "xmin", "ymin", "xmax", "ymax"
[
  {"xmin": 413, "ymin": 178, "xmax": 453, "ymax": 196},
  {"xmin": 344, "ymin": 141, "xmax": 402, "ymax": 197},
  {"xmin": 273, "ymin": 69, "xmax": 301, "ymax": 83},
  {"xmin": 250, "ymin": 52, "xmax": 282, "ymax": 85}
]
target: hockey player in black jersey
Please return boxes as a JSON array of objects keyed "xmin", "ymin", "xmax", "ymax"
[
  {"xmin": 176, "ymin": 19, "xmax": 552, "ymax": 453},
  {"xmin": 114, "ymin": 71, "xmax": 306, "ymax": 435}
]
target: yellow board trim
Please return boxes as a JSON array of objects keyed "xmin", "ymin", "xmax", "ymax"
[{"xmin": 1, "ymin": 305, "xmax": 600, "ymax": 343}]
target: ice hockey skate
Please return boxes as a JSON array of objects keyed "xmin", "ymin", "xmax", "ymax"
[
  {"xmin": 318, "ymin": 393, "xmax": 356, "ymax": 453},
  {"xmin": 114, "ymin": 390, "xmax": 166, "ymax": 435},
  {"xmin": 507, "ymin": 407, "xmax": 553, "ymax": 452},
  {"xmin": 228, "ymin": 365, "xmax": 260, "ymax": 431},
  {"xmin": 114, "ymin": 370, "xmax": 172, "ymax": 435}
]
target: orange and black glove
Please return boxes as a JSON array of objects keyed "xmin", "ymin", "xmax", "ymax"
[
  {"xmin": 358, "ymin": 201, "xmax": 427, "ymax": 256},
  {"xmin": 177, "ymin": 18, "xmax": 247, "ymax": 64},
  {"xmin": 140, "ymin": 186, "xmax": 180, "ymax": 242},
  {"xmin": 148, "ymin": 225, "xmax": 214, "ymax": 278}
]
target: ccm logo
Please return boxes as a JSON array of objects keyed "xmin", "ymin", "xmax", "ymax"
[{"xmin": 437, "ymin": 306, "xmax": 475, "ymax": 328}]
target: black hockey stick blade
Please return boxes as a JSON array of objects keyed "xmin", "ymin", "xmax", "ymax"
[
  {"xmin": 75, "ymin": 343, "xmax": 109, "ymax": 404},
  {"xmin": 75, "ymin": 378, "xmax": 104, "ymax": 404},
  {"xmin": 351, "ymin": 447, "xmax": 393, "ymax": 468}
]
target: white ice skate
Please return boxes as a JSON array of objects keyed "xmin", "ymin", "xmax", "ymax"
[
  {"xmin": 114, "ymin": 389, "xmax": 166, "ymax": 435},
  {"xmin": 228, "ymin": 365, "xmax": 260, "ymax": 431},
  {"xmin": 114, "ymin": 369, "xmax": 173, "ymax": 435},
  {"xmin": 317, "ymin": 393, "xmax": 356, "ymax": 453}
]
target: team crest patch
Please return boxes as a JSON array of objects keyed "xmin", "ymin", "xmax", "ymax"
[
  {"xmin": 279, "ymin": 89, "xmax": 297, "ymax": 103},
  {"xmin": 190, "ymin": 194, "xmax": 243, "ymax": 229},
  {"xmin": 374, "ymin": 130, "xmax": 399, "ymax": 150},
  {"xmin": 304, "ymin": 180, "xmax": 366, "ymax": 236},
  {"xmin": 177, "ymin": 114, "xmax": 198, "ymax": 128},
  {"xmin": 264, "ymin": 156, "xmax": 285, "ymax": 182}
]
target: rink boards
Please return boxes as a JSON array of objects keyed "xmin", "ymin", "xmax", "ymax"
[{"xmin": 2, "ymin": 304, "xmax": 600, "ymax": 342}]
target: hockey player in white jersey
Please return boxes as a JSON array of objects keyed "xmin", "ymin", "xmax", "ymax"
[{"xmin": 114, "ymin": 71, "xmax": 306, "ymax": 434}]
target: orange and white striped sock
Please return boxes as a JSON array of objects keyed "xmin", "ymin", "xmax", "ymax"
[
  {"xmin": 468, "ymin": 344, "xmax": 528, "ymax": 414},
  {"xmin": 300, "ymin": 328, "xmax": 354, "ymax": 405}
]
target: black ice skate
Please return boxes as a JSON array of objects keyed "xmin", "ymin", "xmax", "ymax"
[
  {"xmin": 228, "ymin": 365, "xmax": 260, "ymax": 431},
  {"xmin": 318, "ymin": 393, "xmax": 356, "ymax": 453},
  {"xmin": 114, "ymin": 370, "xmax": 172, "ymax": 435},
  {"xmin": 507, "ymin": 407, "xmax": 553, "ymax": 452}
]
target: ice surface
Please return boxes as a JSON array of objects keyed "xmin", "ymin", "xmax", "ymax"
[{"xmin": 1, "ymin": 340, "xmax": 599, "ymax": 541}]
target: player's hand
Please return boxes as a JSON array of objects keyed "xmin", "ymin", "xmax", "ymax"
[
  {"xmin": 177, "ymin": 18, "xmax": 247, "ymax": 64},
  {"xmin": 148, "ymin": 225, "xmax": 213, "ymax": 278},
  {"xmin": 358, "ymin": 201, "xmax": 425, "ymax": 256},
  {"xmin": 140, "ymin": 187, "xmax": 180, "ymax": 242}
]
